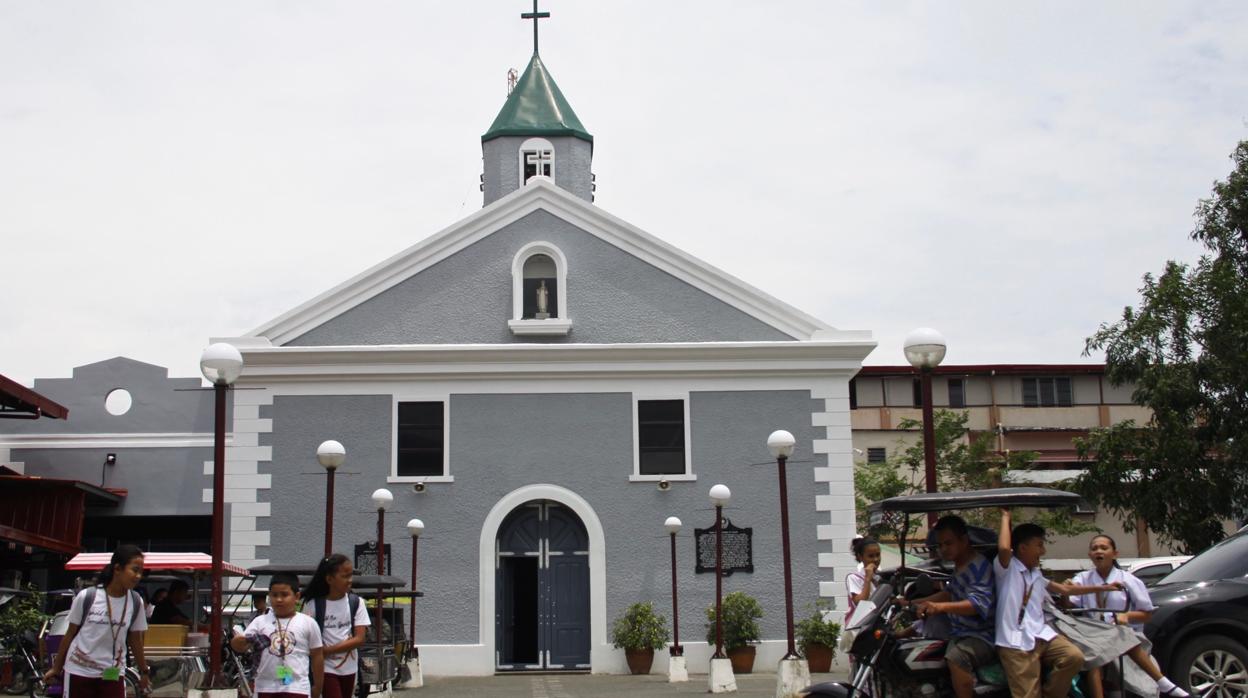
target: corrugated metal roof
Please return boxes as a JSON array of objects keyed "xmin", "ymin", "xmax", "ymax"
[{"xmin": 483, "ymin": 54, "xmax": 592, "ymax": 143}]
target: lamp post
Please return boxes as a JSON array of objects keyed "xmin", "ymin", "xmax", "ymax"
[
  {"xmin": 709, "ymin": 484, "xmax": 731, "ymax": 658},
  {"xmin": 664, "ymin": 516, "xmax": 683, "ymax": 656},
  {"xmin": 317, "ymin": 440, "xmax": 345, "ymax": 557},
  {"xmin": 904, "ymin": 327, "xmax": 948, "ymax": 528},
  {"xmin": 199, "ymin": 342, "xmax": 243, "ymax": 690},
  {"xmin": 371, "ymin": 487, "xmax": 393, "ymax": 689},
  {"xmin": 766, "ymin": 430, "xmax": 799, "ymax": 660},
  {"xmin": 406, "ymin": 518, "xmax": 424, "ymax": 652}
]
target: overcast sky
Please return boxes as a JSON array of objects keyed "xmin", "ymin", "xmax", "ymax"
[{"xmin": 3, "ymin": 1, "xmax": 1247, "ymax": 386}]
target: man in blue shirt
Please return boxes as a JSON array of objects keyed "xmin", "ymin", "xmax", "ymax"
[{"xmin": 913, "ymin": 515, "xmax": 997, "ymax": 698}]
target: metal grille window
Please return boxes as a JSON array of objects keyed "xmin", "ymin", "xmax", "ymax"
[
  {"xmin": 867, "ymin": 447, "xmax": 887, "ymax": 464},
  {"xmin": 397, "ymin": 401, "xmax": 444, "ymax": 476},
  {"xmin": 1022, "ymin": 377, "xmax": 1073, "ymax": 407},
  {"xmin": 637, "ymin": 399, "xmax": 686, "ymax": 475},
  {"xmin": 948, "ymin": 378, "xmax": 966, "ymax": 408}
]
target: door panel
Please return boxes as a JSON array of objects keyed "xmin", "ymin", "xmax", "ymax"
[{"xmin": 496, "ymin": 501, "xmax": 591, "ymax": 671}]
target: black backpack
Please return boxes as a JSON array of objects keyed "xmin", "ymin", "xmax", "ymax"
[
  {"xmin": 78, "ymin": 587, "xmax": 143, "ymax": 629},
  {"xmin": 309, "ymin": 594, "xmax": 362, "ymax": 636}
]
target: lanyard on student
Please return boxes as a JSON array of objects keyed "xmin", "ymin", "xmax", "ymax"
[
  {"xmin": 1016, "ymin": 571, "xmax": 1036, "ymax": 627},
  {"xmin": 1095, "ymin": 570, "xmax": 1112, "ymax": 611},
  {"xmin": 104, "ymin": 591, "xmax": 128, "ymax": 679},
  {"xmin": 273, "ymin": 616, "xmax": 293, "ymax": 685}
]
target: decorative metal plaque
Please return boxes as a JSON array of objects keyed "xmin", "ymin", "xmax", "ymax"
[
  {"xmin": 694, "ymin": 519, "xmax": 754, "ymax": 575},
  {"xmin": 354, "ymin": 541, "xmax": 392, "ymax": 575}
]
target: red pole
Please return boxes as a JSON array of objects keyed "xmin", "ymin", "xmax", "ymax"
[
  {"xmin": 207, "ymin": 382, "xmax": 226, "ymax": 687},
  {"xmin": 409, "ymin": 536, "xmax": 418, "ymax": 657},
  {"xmin": 777, "ymin": 455, "xmax": 797, "ymax": 659},
  {"xmin": 921, "ymin": 368, "xmax": 939, "ymax": 528},
  {"xmin": 376, "ymin": 509, "xmax": 386, "ymax": 676},
  {"xmin": 324, "ymin": 469, "xmax": 335, "ymax": 558},
  {"xmin": 669, "ymin": 531, "xmax": 681, "ymax": 655},
  {"xmin": 714, "ymin": 504, "xmax": 724, "ymax": 659}
]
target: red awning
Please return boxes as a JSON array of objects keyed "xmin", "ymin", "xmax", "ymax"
[
  {"xmin": 0, "ymin": 373, "xmax": 68, "ymax": 420},
  {"xmin": 65, "ymin": 552, "xmax": 249, "ymax": 577},
  {"xmin": 0, "ymin": 475, "xmax": 123, "ymax": 555}
]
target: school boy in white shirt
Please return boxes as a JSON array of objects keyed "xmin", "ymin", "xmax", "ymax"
[
  {"xmin": 995, "ymin": 509, "xmax": 1121, "ymax": 698},
  {"xmin": 232, "ymin": 572, "xmax": 324, "ymax": 698}
]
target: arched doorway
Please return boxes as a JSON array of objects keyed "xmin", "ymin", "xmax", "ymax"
[{"xmin": 495, "ymin": 500, "xmax": 590, "ymax": 671}]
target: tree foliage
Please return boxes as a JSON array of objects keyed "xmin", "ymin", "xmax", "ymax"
[
  {"xmin": 855, "ymin": 409, "xmax": 1092, "ymax": 536},
  {"xmin": 1078, "ymin": 141, "xmax": 1248, "ymax": 554}
]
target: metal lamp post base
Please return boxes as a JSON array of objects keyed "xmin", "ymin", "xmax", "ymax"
[
  {"xmin": 708, "ymin": 657, "xmax": 737, "ymax": 693},
  {"xmin": 775, "ymin": 657, "xmax": 811, "ymax": 698}
]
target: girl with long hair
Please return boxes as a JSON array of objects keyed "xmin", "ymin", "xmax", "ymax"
[
  {"xmin": 300, "ymin": 554, "xmax": 370, "ymax": 698},
  {"xmin": 44, "ymin": 545, "xmax": 150, "ymax": 697}
]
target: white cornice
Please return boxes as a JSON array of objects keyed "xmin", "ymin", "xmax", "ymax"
[
  {"xmin": 0, "ymin": 433, "xmax": 231, "ymax": 449},
  {"xmin": 227, "ymin": 339, "xmax": 877, "ymax": 382},
  {"xmin": 246, "ymin": 178, "xmax": 846, "ymax": 345}
]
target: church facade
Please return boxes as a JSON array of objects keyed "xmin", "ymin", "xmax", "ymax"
[{"xmin": 211, "ymin": 47, "xmax": 874, "ymax": 674}]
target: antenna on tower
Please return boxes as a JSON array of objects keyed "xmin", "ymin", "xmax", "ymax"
[{"xmin": 507, "ymin": 68, "xmax": 519, "ymax": 95}]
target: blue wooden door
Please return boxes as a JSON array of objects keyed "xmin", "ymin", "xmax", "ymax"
[{"xmin": 496, "ymin": 501, "xmax": 590, "ymax": 670}]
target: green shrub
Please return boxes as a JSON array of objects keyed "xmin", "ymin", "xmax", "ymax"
[
  {"xmin": 611, "ymin": 601, "xmax": 670, "ymax": 650},
  {"xmin": 795, "ymin": 599, "xmax": 840, "ymax": 656},
  {"xmin": 704, "ymin": 591, "xmax": 763, "ymax": 651},
  {"xmin": 0, "ymin": 586, "xmax": 48, "ymax": 640}
]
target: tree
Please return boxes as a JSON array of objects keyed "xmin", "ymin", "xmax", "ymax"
[
  {"xmin": 855, "ymin": 409, "xmax": 1091, "ymax": 536},
  {"xmin": 1079, "ymin": 140, "xmax": 1248, "ymax": 554}
]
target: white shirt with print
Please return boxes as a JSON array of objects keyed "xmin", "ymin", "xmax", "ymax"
[
  {"xmin": 65, "ymin": 588, "xmax": 148, "ymax": 678},
  {"xmin": 242, "ymin": 611, "xmax": 322, "ymax": 695},
  {"xmin": 302, "ymin": 596, "xmax": 371, "ymax": 676},
  {"xmin": 1069, "ymin": 567, "xmax": 1154, "ymax": 632},
  {"xmin": 993, "ymin": 556, "xmax": 1056, "ymax": 651}
]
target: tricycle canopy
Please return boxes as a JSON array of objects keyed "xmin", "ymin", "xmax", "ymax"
[
  {"xmin": 868, "ymin": 486, "xmax": 1082, "ymax": 517},
  {"xmin": 65, "ymin": 552, "xmax": 250, "ymax": 576},
  {"xmin": 246, "ymin": 564, "xmax": 413, "ymax": 593}
]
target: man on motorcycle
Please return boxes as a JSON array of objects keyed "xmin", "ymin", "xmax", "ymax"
[{"xmin": 910, "ymin": 515, "xmax": 997, "ymax": 698}]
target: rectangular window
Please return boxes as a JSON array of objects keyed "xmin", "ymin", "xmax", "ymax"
[
  {"xmin": 849, "ymin": 379, "xmax": 858, "ymax": 409},
  {"xmin": 948, "ymin": 379, "xmax": 965, "ymax": 408},
  {"xmin": 396, "ymin": 401, "xmax": 444, "ymax": 476},
  {"xmin": 1022, "ymin": 377, "xmax": 1073, "ymax": 407},
  {"xmin": 867, "ymin": 447, "xmax": 887, "ymax": 464},
  {"xmin": 638, "ymin": 399, "xmax": 686, "ymax": 475},
  {"xmin": 912, "ymin": 378, "xmax": 923, "ymax": 407}
]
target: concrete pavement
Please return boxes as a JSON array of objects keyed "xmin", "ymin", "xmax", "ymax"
[{"xmin": 398, "ymin": 672, "xmax": 848, "ymax": 697}]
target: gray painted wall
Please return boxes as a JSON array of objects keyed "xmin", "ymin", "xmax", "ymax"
[
  {"xmin": 287, "ymin": 210, "xmax": 793, "ymax": 346},
  {"xmin": 1, "ymin": 357, "xmax": 219, "ymax": 517},
  {"xmin": 263, "ymin": 389, "xmax": 825, "ymax": 646},
  {"xmin": 482, "ymin": 136, "xmax": 593, "ymax": 205}
]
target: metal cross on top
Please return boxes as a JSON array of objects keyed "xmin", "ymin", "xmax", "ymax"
[{"xmin": 521, "ymin": 0, "xmax": 550, "ymax": 54}]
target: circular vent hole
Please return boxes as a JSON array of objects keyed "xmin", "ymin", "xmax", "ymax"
[{"xmin": 105, "ymin": 388, "xmax": 132, "ymax": 416}]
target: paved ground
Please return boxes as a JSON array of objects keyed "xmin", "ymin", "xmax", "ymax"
[{"xmin": 401, "ymin": 672, "xmax": 847, "ymax": 697}]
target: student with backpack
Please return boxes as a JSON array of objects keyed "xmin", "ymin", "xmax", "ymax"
[
  {"xmin": 231, "ymin": 571, "xmax": 323, "ymax": 698},
  {"xmin": 301, "ymin": 554, "xmax": 370, "ymax": 698},
  {"xmin": 43, "ymin": 545, "xmax": 150, "ymax": 697}
]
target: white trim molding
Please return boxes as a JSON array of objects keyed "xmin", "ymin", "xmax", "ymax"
[
  {"xmin": 245, "ymin": 178, "xmax": 846, "ymax": 344},
  {"xmin": 0, "ymin": 432, "xmax": 232, "ymax": 449},
  {"xmin": 478, "ymin": 484, "xmax": 608, "ymax": 673},
  {"xmin": 389, "ymin": 394, "xmax": 451, "ymax": 482}
]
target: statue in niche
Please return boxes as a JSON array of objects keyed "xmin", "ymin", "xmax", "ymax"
[{"xmin": 535, "ymin": 279, "xmax": 550, "ymax": 319}]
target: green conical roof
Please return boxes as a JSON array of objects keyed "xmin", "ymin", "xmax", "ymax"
[{"xmin": 483, "ymin": 54, "xmax": 592, "ymax": 143}]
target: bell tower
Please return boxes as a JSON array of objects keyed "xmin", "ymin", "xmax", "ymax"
[{"xmin": 481, "ymin": 2, "xmax": 593, "ymax": 206}]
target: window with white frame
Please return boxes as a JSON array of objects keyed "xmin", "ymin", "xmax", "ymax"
[
  {"xmin": 395, "ymin": 400, "xmax": 446, "ymax": 478},
  {"xmin": 518, "ymin": 137, "xmax": 554, "ymax": 185},
  {"xmin": 635, "ymin": 398, "xmax": 691, "ymax": 477}
]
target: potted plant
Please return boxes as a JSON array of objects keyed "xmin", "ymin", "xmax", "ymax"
[
  {"xmin": 796, "ymin": 600, "xmax": 840, "ymax": 673},
  {"xmin": 704, "ymin": 591, "xmax": 763, "ymax": 673},
  {"xmin": 611, "ymin": 602, "xmax": 670, "ymax": 675},
  {"xmin": 0, "ymin": 586, "xmax": 48, "ymax": 695}
]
